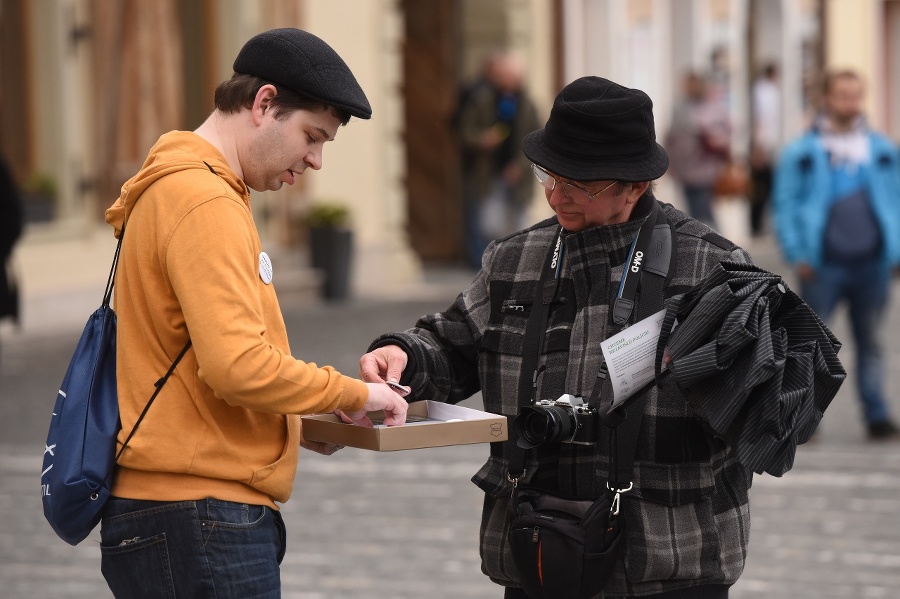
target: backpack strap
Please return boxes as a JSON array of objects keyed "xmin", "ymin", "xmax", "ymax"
[
  {"xmin": 113, "ymin": 339, "xmax": 192, "ymax": 463},
  {"xmin": 107, "ymin": 161, "xmax": 221, "ymax": 470}
]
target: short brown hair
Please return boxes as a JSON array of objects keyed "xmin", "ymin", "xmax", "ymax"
[
  {"xmin": 213, "ymin": 73, "xmax": 351, "ymax": 125},
  {"xmin": 822, "ymin": 69, "xmax": 862, "ymax": 96}
]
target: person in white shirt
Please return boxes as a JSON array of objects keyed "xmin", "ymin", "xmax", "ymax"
[{"xmin": 749, "ymin": 62, "xmax": 780, "ymax": 236}]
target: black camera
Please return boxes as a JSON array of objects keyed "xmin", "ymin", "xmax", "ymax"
[{"xmin": 512, "ymin": 394, "xmax": 599, "ymax": 448}]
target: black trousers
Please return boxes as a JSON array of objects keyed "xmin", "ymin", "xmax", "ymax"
[
  {"xmin": 504, "ymin": 584, "xmax": 729, "ymax": 599},
  {"xmin": 749, "ymin": 165, "xmax": 773, "ymax": 235}
]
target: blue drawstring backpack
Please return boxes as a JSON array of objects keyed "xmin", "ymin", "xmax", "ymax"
[{"xmin": 41, "ymin": 225, "xmax": 190, "ymax": 545}]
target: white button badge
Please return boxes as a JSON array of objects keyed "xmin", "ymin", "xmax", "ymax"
[{"xmin": 258, "ymin": 251, "xmax": 273, "ymax": 285}]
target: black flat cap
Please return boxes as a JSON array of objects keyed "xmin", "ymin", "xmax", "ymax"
[
  {"xmin": 234, "ymin": 28, "xmax": 372, "ymax": 119},
  {"xmin": 523, "ymin": 76, "xmax": 668, "ymax": 182}
]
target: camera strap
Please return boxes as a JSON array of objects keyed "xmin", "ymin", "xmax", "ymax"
[
  {"xmin": 507, "ymin": 225, "xmax": 564, "ymax": 483},
  {"xmin": 507, "ymin": 199, "xmax": 674, "ymax": 493},
  {"xmin": 514, "ymin": 229, "xmax": 565, "ymax": 413},
  {"xmin": 613, "ymin": 199, "xmax": 672, "ymax": 326}
]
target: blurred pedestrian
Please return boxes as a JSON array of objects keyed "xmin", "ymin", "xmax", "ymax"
[
  {"xmin": 748, "ymin": 62, "xmax": 781, "ymax": 236},
  {"xmin": 457, "ymin": 51, "xmax": 540, "ymax": 268},
  {"xmin": 665, "ymin": 71, "xmax": 732, "ymax": 229},
  {"xmin": 0, "ymin": 153, "xmax": 24, "ymax": 363},
  {"xmin": 773, "ymin": 69, "xmax": 900, "ymax": 441},
  {"xmin": 707, "ymin": 45, "xmax": 732, "ymax": 112},
  {"xmin": 98, "ymin": 28, "xmax": 408, "ymax": 597}
]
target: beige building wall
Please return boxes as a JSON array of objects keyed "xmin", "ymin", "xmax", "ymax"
[
  {"xmin": 16, "ymin": 0, "xmax": 897, "ymax": 324},
  {"xmin": 303, "ymin": 0, "xmax": 421, "ymax": 296},
  {"xmin": 194, "ymin": 0, "xmax": 421, "ymax": 296},
  {"xmin": 507, "ymin": 0, "xmax": 557, "ymax": 225},
  {"xmin": 299, "ymin": 0, "xmax": 558, "ymax": 295},
  {"xmin": 27, "ymin": 0, "xmax": 94, "ymax": 232},
  {"xmin": 456, "ymin": 0, "xmax": 558, "ymax": 226},
  {"xmin": 13, "ymin": 0, "xmax": 561, "ymax": 312},
  {"xmin": 888, "ymin": 0, "xmax": 900, "ymax": 139},
  {"xmin": 824, "ymin": 0, "xmax": 881, "ymax": 127}
]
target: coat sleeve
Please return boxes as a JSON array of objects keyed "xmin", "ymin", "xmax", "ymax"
[
  {"xmin": 166, "ymin": 198, "xmax": 368, "ymax": 415},
  {"xmin": 772, "ymin": 141, "xmax": 811, "ymax": 265},
  {"xmin": 369, "ymin": 247, "xmax": 496, "ymax": 405},
  {"xmin": 869, "ymin": 135, "xmax": 900, "ymax": 266}
]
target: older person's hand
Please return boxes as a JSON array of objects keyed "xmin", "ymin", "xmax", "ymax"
[
  {"xmin": 359, "ymin": 345, "xmax": 409, "ymax": 388},
  {"xmin": 796, "ymin": 262, "xmax": 815, "ymax": 282}
]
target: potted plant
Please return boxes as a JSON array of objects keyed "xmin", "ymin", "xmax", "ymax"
[
  {"xmin": 21, "ymin": 171, "xmax": 57, "ymax": 223},
  {"xmin": 304, "ymin": 201, "xmax": 354, "ymax": 301}
]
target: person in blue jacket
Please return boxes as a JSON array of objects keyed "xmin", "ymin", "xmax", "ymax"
[{"xmin": 773, "ymin": 69, "xmax": 900, "ymax": 440}]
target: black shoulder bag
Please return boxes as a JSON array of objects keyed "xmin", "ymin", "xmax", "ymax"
[{"xmin": 506, "ymin": 200, "xmax": 673, "ymax": 599}]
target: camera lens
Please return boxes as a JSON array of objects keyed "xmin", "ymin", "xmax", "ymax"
[
  {"xmin": 515, "ymin": 405, "xmax": 576, "ymax": 448},
  {"xmin": 524, "ymin": 411, "xmax": 551, "ymax": 442}
]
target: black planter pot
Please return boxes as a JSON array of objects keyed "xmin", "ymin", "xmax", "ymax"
[
  {"xmin": 23, "ymin": 192, "xmax": 56, "ymax": 223},
  {"xmin": 309, "ymin": 226, "xmax": 353, "ymax": 300}
]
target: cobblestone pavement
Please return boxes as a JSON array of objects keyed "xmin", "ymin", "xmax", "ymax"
[{"xmin": 1, "ymin": 237, "xmax": 899, "ymax": 598}]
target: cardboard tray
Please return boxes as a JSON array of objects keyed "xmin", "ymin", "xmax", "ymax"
[{"xmin": 301, "ymin": 400, "xmax": 508, "ymax": 451}]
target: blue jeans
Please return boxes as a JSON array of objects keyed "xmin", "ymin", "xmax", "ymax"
[
  {"xmin": 801, "ymin": 260, "xmax": 892, "ymax": 424},
  {"xmin": 682, "ymin": 185, "xmax": 717, "ymax": 229},
  {"xmin": 100, "ymin": 497, "xmax": 286, "ymax": 598}
]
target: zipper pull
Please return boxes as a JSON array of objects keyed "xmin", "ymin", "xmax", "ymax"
[{"xmin": 532, "ymin": 526, "xmax": 539, "ymax": 542}]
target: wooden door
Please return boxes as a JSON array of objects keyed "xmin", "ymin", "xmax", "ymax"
[
  {"xmin": 0, "ymin": 0, "xmax": 33, "ymax": 184},
  {"xmin": 402, "ymin": 0, "xmax": 462, "ymax": 261}
]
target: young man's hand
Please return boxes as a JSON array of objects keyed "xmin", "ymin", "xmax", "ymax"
[
  {"xmin": 300, "ymin": 439, "xmax": 344, "ymax": 455},
  {"xmin": 337, "ymin": 382, "xmax": 409, "ymax": 427},
  {"xmin": 299, "ymin": 420, "xmax": 344, "ymax": 455}
]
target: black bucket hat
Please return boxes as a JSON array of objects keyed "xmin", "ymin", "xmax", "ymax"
[
  {"xmin": 233, "ymin": 28, "xmax": 372, "ymax": 120},
  {"xmin": 523, "ymin": 76, "xmax": 668, "ymax": 182}
]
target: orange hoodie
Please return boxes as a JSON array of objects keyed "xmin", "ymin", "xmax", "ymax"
[{"xmin": 105, "ymin": 131, "xmax": 368, "ymax": 507}]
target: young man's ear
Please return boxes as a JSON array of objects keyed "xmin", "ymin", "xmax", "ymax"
[{"xmin": 251, "ymin": 84, "xmax": 278, "ymax": 124}]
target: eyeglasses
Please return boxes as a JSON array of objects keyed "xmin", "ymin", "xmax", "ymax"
[{"xmin": 531, "ymin": 163, "xmax": 617, "ymax": 204}]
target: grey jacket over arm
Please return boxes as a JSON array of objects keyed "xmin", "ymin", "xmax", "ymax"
[{"xmin": 659, "ymin": 261, "xmax": 845, "ymax": 476}]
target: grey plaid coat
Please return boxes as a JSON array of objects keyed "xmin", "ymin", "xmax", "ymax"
[{"xmin": 371, "ymin": 197, "xmax": 754, "ymax": 596}]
